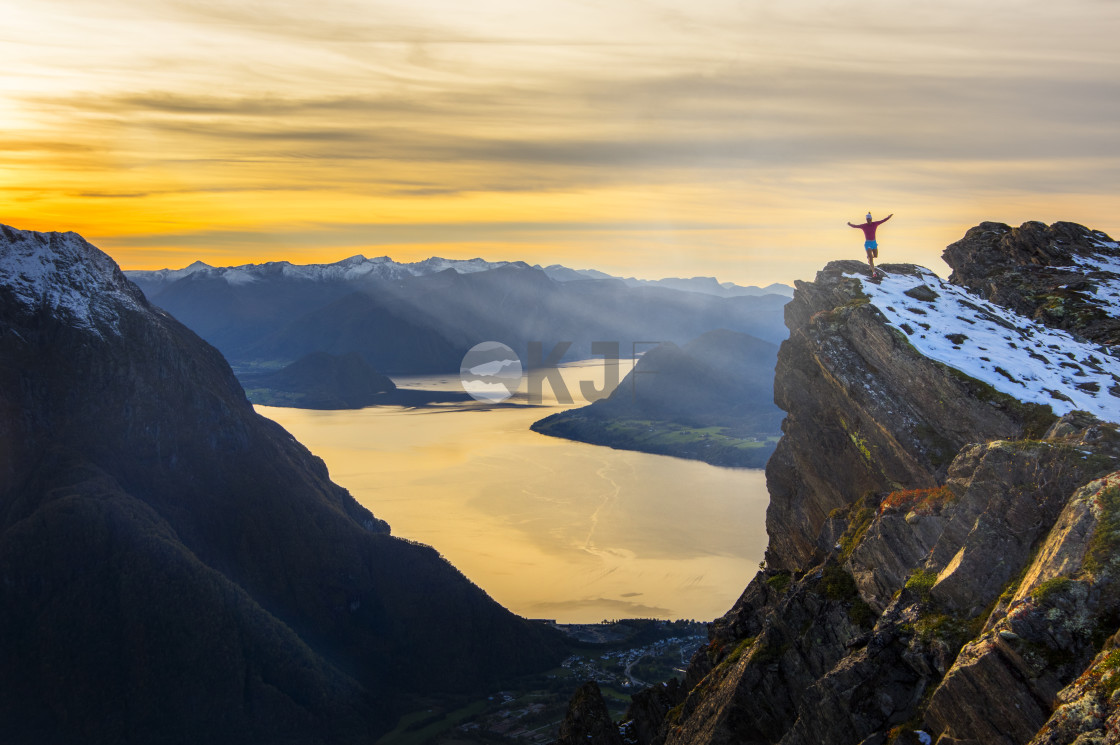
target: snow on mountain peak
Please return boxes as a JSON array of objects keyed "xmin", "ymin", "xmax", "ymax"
[
  {"xmin": 0, "ymin": 224, "xmax": 146, "ymax": 336},
  {"xmin": 220, "ymin": 268, "xmax": 260, "ymax": 285},
  {"xmin": 848, "ymin": 266, "xmax": 1120, "ymax": 423},
  {"xmin": 408, "ymin": 256, "xmax": 514, "ymax": 274}
]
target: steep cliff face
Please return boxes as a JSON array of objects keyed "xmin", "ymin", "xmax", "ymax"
[
  {"xmin": 764, "ymin": 260, "xmax": 1054, "ymax": 572},
  {"xmin": 0, "ymin": 226, "xmax": 567, "ymax": 743},
  {"xmin": 568, "ymin": 222, "xmax": 1120, "ymax": 745}
]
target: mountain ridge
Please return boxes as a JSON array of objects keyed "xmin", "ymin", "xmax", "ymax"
[
  {"xmin": 126, "ymin": 254, "xmax": 792, "ymax": 377},
  {"xmin": 127, "ymin": 253, "xmax": 793, "ymax": 299}
]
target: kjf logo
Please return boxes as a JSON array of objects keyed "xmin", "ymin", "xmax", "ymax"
[
  {"xmin": 460, "ymin": 341, "xmax": 657, "ymax": 404},
  {"xmin": 459, "ymin": 342, "xmax": 523, "ymax": 402}
]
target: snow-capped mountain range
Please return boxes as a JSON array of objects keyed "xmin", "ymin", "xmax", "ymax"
[{"xmin": 126, "ymin": 254, "xmax": 793, "ymax": 298}]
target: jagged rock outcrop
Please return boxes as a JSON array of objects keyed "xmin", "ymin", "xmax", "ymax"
[
  {"xmin": 0, "ymin": 225, "xmax": 567, "ymax": 743},
  {"xmin": 942, "ymin": 221, "xmax": 1120, "ymax": 346},
  {"xmin": 666, "ymin": 563, "xmax": 879, "ymax": 745},
  {"xmin": 748, "ymin": 417, "xmax": 1116, "ymax": 745},
  {"xmin": 597, "ymin": 222, "xmax": 1120, "ymax": 745},
  {"xmin": 624, "ymin": 678, "xmax": 685, "ymax": 745},
  {"xmin": 1029, "ymin": 631, "xmax": 1120, "ymax": 745},
  {"xmin": 925, "ymin": 468, "xmax": 1120, "ymax": 744},
  {"xmin": 555, "ymin": 682, "xmax": 626, "ymax": 745}
]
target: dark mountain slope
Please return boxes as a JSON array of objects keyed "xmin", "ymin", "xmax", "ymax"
[
  {"xmin": 138, "ymin": 268, "xmax": 348, "ymax": 356},
  {"xmin": 1, "ymin": 457, "xmax": 375, "ymax": 745},
  {"xmin": 531, "ymin": 330, "xmax": 783, "ymax": 467},
  {"xmin": 242, "ymin": 351, "xmax": 396, "ymax": 408},
  {"xmin": 0, "ymin": 225, "xmax": 566, "ymax": 743},
  {"xmin": 246, "ymin": 291, "xmax": 463, "ymax": 373}
]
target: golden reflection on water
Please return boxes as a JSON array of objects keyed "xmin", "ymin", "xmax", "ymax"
[{"xmin": 256, "ymin": 361, "xmax": 770, "ymax": 623}]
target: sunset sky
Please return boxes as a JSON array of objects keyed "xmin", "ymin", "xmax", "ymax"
[{"xmin": 3, "ymin": 0, "xmax": 1119, "ymax": 286}]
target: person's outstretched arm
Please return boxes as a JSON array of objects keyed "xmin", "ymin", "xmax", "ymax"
[
  {"xmin": 882, "ymin": 213, "xmax": 893, "ymax": 223},
  {"xmin": 847, "ymin": 222, "xmax": 858, "ymax": 228}
]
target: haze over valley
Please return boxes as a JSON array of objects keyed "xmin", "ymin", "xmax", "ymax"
[{"xmin": 121, "ymin": 253, "xmax": 787, "ymax": 623}]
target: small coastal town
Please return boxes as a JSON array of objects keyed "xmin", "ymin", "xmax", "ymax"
[{"xmin": 379, "ymin": 620, "xmax": 707, "ymax": 745}]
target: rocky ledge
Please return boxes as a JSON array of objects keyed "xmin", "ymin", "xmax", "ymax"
[{"xmin": 557, "ymin": 222, "xmax": 1120, "ymax": 745}]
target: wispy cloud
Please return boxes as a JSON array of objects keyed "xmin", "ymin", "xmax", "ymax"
[
  {"xmin": 4, "ymin": 0, "xmax": 1119, "ymax": 283},
  {"xmin": 523, "ymin": 596, "xmax": 674, "ymax": 619}
]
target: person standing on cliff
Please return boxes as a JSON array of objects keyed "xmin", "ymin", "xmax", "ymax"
[{"xmin": 848, "ymin": 212, "xmax": 892, "ymax": 278}]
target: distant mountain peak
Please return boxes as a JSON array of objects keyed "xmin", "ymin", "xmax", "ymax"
[
  {"xmin": 0, "ymin": 224, "xmax": 147, "ymax": 336},
  {"xmin": 407, "ymin": 256, "xmax": 518, "ymax": 274}
]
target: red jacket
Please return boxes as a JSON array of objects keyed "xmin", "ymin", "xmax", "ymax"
[{"xmin": 850, "ymin": 215, "xmax": 891, "ymax": 240}]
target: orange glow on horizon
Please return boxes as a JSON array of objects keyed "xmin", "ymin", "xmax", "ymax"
[{"xmin": 2, "ymin": 1, "xmax": 1118, "ymax": 287}]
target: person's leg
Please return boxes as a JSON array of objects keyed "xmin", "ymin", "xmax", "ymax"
[{"xmin": 865, "ymin": 242, "xmax": 880, "ymax": 276}]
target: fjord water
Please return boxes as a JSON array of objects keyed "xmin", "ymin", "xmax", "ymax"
[{"xmin": 257, "ymin": 360, "xmax": 770, "ymax": 623}]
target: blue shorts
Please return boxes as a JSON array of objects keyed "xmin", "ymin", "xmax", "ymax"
[{"xmin": 865, "ymin": 240, "xmax": 878, "ymax": 251}]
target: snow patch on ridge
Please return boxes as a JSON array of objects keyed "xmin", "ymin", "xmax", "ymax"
[
  {"xmin": 0, "ymin": 225, "xmax": 147, "ymax": 336},
  {"xmin": 848, "ymin": 267, "xmax": 1120, "ymax": 423},
  {"xmin": 1069, "ymin": 239, "xmax": 1120, "ymax": 316}
]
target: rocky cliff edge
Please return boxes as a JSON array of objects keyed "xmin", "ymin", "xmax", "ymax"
[{"xmin": 563, "ymin": 221, "xmax": 1120, "ymax": 745}]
